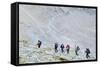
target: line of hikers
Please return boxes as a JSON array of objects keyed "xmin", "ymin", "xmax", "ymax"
[
  {"xmin": 54, "ymin": 43, "xmax": 91, "ymax": 59},
  {"xmin": 36, "ymin": 40, "xmax": 91, "ymax": 59},
  {"xmin": 55, "ymin": 43, "xmax": 80, "ymax": 55}
]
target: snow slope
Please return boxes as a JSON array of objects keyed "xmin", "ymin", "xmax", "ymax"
[
  {"xmin": 19, "ymin": 4, "xmax": 96, "ymax": 64},
  {"xmin": 19, "ymin": 44, "xmax": 95, "ymax": 64}
]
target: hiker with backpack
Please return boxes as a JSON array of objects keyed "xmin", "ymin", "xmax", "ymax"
[
  {"xmin": 54, "ymin": 43, "xmax": 58, "ymax": 53},
  {"xmin": 85, "ymin": 48, "xmax": 91, "ymax": 59},
  {"xmin": 66, "ymin": 44, "xmax": 70, "ymax": 54},
  {"xmin": 37, "ymin": 40, "xmax": 42, "ymax": 48},
  {"xmin": 60, "ymin": 44, "xmax": 64, "ymax": 53},
  {"xmin": 75, "ymin": 46, "xmax": 80, "ymax": 56}
]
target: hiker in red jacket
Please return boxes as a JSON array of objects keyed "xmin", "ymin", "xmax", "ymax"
[{"xmin": 66, "ymin": 44, "xmax": 70, "ymax": 54}]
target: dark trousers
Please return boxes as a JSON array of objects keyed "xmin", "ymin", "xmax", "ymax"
[
  {"xmin": 55, "ymin": 48, "xmax": 58, "ymax": 53},
  {"xmin": 61, "ymin": 48, "xmax": 64, "ymax": 53},
  {"xmin": 67, "ymin": 49, "xmax": 69, "ymax": 54},
  {"xmin": 75, "ymin": 50, "xmax": 78, "ymax": 56},
  {"xmin": 38, "ymin": 45, "xmax": 41, "ymax": 48},
  {"xmin": 86, "ymin": 53, "xmax": 90, "ymax": 58}
]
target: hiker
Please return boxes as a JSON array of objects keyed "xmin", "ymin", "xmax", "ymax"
[
  {"xmin": 37, "ymin": 40, "xmax": 42, "ymax": 48},
  {"xmin": 85, "ymin": 48, "xmax": 91, "ymax": 59},
  {"xmin": 60, "ymin": 44, "xmax": 64, "ymax": 53},
  {"xmin": 66, "ymin": 44, "xmax": 70, "ymax": 54},
  {"xmin": 75, "ymin": 46, "xmax": 80, "ymax": 56},
  {"xmin": 54, "ymin": 43, "xmax": 58, "ymax": 53}
]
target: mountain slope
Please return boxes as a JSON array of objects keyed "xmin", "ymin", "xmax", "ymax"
[{"xmin": 19, "ymin": 5, "xmax": 96, "ymax": 64}]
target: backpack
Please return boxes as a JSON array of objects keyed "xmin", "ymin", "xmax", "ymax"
[{"xmin": 87, "ymin": 49, "xmax": 90, "ymax": 54}]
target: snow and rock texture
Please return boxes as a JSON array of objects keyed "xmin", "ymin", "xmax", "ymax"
[{"xmin": 19, "ymin": 5, "xmax": 96, "ymax": 64}]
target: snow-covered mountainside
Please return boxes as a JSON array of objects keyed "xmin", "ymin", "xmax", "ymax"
[
  {"xmin": 19, "ymin": 5, "xmax": 96, "ymax": 64},
  {"xmin": 19, "ymin": 44, "xmax": 95, "ymax": 64}
]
